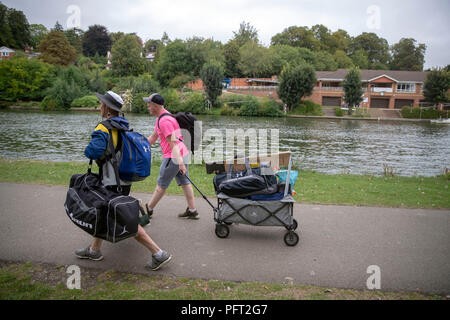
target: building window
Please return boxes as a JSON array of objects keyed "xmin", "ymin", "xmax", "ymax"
[{"xmin": 397, "ymin": 83, "xmax": 415, "ymax": 93}]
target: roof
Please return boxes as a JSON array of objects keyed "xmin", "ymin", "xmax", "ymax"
[
  {"xmin": 316, "ymin": 69, "xmax": 428, "ymax": 83},
  {"xmin": 0, "ymin": 46, "xmax": 15, "ymax": 53}
]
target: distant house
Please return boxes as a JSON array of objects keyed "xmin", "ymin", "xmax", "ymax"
[
  {"xmin": 145, "ymin": 52, "xmax": 155, "ymax": 62},
  {"xmin": 0, "ymin": 46, "xmax": 15, "ymax": 60}
]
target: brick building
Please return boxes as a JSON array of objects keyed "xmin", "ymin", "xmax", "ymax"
[
  {"xmin": 0, "ymin": 46, "xmax": 15, "ymax": 60},
  {"xmin": 186, "ymin": 69, "xmax": 430, "ymax": 109}
]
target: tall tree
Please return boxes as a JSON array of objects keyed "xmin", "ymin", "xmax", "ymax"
[
  {"xmin": 29, "ymin": 24, "xmax": 49, "ymax": 49},
  {"xmin": 38, "ymin": 30, "xmax": 77, "ymax": 66},
  {"xmin": 238, "ymin": 41, "xmax": 272, "ymax": 77},
  {"xmin": 200, "ymin": 61, "xmax": 224, "ymax": 107},
  {"xmin": 0, "ymin": 2, "xmax": 14, "ymax": 47},
  {"xmin": 111, "ymin": 34, "xmax": 145, "ymax": 77},
  {"xmin": 64, "ymin": 27, "xmax": 84, "ymax": 54},
  {"xmin": 423, "ymin": 68, "xmax": 450, "ymax": 106},
  {"xmin": 223, "ymin": 40, "xmax": 241, "ymax": 77},
  {"xmin": 232, "ymin": 21, "xmax": 259, "ymax": 47},
  {"xmin": 349, "ymin": 32, "xmax": 391, "ymax": 69},
  {"xmin": 390, "ymin": 38, "xmax": 426, "ymax": 71},
  {"xmin": 314, "ymin": 51, "xmax": 338, "ymax": 71},
  {"xmin": 186, "ymin": 37, "xmax": 224, "ymax": 76},
  {"xmin": 82, "ymin": 25, "xmax": 111, "ymax": 57},
  {"xmin": 334, "ymin": 50, "xmax": 354, "ymax": 69},
  {"xmin": 271, "ymin": 26, "xmax": 320, "ymax": 51},
  {"xmin": 155, "ymin": 39, "xmax": 192, "ymax": 87},
  {"xmin": 144, "ymin": 39, "xmax": 162, "ymax": 53},
  {"xmin": 311, "ymin": 24, "xmax": 333, "ymax": 52},
  {"xmin": 343, "ymin": 68, "xmax": 364, "ymax": 114},
  {"xmin": 277, "ymin": 63, "xmax": 316, "ymax": 111},
  {"xmin": 53, "ymin": 21, "xmax": 63, "ymax": 31},
  {"xmin": 7, "ymin": 8, "xmax": 31, "ymax": 49}
]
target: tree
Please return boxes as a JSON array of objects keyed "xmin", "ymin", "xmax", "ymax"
[
  {"xmin": 390, "ymin": 38, "xmax": 426, "ymax": 71},
  {"xmin": 155, "ymin": 40, "xmax": 192, "ymax": 87},
  {"xmin": 200, "ymin": 61, "xmax": 224, "ymax": 107},
  {"xmin": 423, "ymin": 68, "xmax": 450, "ymax": 106},
  {"xmin": 185, "ymin": 37, "xmax": 224, "ymax": 76},
  {"xmin": 144, "ymin": 39, "xmax": 162, "ymax": 53},
  {"xmin": 350, "ymin": 50, "xmax": 369, "ymax": 69},
  {"xmin": 82, "ymin": 25, "xmax": 111, "ymax": 57},
  {"xmin": 311, "ymin": 24, "xmax": 333, "ymax": 52},
  {"xmin": 232, "ymin": 21, "xmax": 258, "ymax": 47},
  {"xmin": 270, "ymin": 44, "xmax": 307, "ymax": 75},
  {"xmin": 343, "ymin": 68, "xmax": 364, "ymax": 114},
  {"xmin": 223, "ymin": 40, "xmax": 241, "ymax": 77},
  {"xmin": 29, "ymin": 24, "xmax": 49, "ymax": 49},
  {"xmin": 238, "ymin": 42, "xmax": 272, "ymax": 77},
  {"xmin": 6, "ymin": 7, "xmax": 31, "ymax": 49},
  {"xmin": 111, "ymin": 34, "xmax": 145, "ymax": 77},
  {"xmin": 271, "ymin": 26, "xmax": 320, "ymax": 51},
  {"xmin": 349, "ymin": 33, "xmax": 391, "ymax": 69},
  {"xmin": 53, "ymin": 21, "xmax": 63, "ymax": 32},
  {"xmin": 37, "ymin": 30, "xmax": 77, "ymax": 66},
  {"xmin": 64, "ymin": 28, "xmax": 84, "ymax": 54},
  {"xmin": 0, "ymin": 2, "xmax": 14, "ymax": 47},
  {"xmin": 330, "ymin": 29, "xmax": 352, "ymax": 54},
  {"xmin": 277, "ymin": 63, "xmax": 316, "ymax": 111},
  {"xmin": 314, "ymin": 51, "xmax": 338, "ymax": 71},
  {"xmin": 333, "ymin": 50, "xmax": 354, "ymax": 69}
]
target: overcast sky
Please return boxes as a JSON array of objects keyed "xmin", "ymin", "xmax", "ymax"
[{"xmin": 3, "ymin": 0, "xmax": 449, "ymax": 69}]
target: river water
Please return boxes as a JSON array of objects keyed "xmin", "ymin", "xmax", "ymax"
[{"xmin": 0, "ymin": 110, "xmax": 449, "ymax": 177}]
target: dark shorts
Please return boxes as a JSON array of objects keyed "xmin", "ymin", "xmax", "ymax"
[{"xmin": 157, "ymin": 157, "xmax": 190, "ymax": 189}]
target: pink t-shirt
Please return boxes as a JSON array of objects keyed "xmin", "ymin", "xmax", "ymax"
[{"xmin": 155, "ymin": 109, "xmax": 189, "ymax": 159}]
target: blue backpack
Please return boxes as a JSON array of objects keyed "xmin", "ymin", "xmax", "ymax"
[{"xmin": 101, "ymin": 120, "xmax": 151, "ymax": 182}]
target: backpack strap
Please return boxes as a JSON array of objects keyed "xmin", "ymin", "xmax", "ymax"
[
  {"xmin": 157, "ymin": 113, "xmax": 184, "ymax": 142},
  {"xmin": 99, "ymin": 120, "xmax": 124, "ymax": 192}
]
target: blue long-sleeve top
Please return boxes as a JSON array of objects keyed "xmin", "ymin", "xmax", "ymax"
[{"xmin": 84, "ymin": 117, "xmax": 130, "ymax": 160}]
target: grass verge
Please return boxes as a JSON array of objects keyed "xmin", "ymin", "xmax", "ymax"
[
  {"xmin": 0, "ymin": 159, "xmax": 448, "ymax": 209},
  {"xmin": 0, "ymin": 261, "xmax": 443, "ymax": 300}
]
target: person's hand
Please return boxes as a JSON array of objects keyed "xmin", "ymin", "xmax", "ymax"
[{"xmin": 179, "ymin": 164, "xmax": 187, "ymax": 176}]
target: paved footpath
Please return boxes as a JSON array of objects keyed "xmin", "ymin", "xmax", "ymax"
[{"xmin": 0, "ymin": 182, "xmax": 449, "ymax": 295}]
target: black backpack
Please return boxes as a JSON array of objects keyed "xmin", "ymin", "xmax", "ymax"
[{"xmin": 158, "ymin": 112, "xmax": 200, "ymax": 154}]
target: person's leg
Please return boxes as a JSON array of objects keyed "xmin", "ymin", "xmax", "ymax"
[
  {"xmin": 147, "ymin": 184, "xmax": 166, "ymax": 211},
  {"xmin": 181, "ymin": 184, "xmax": 195, "ymax": 210},
  {"xmin": 134, "ymin": 225, "xmax": 160, "ymax": 254},
  {"xmin": 91, "ymin": 238, "xmax": 103, "ymax": 251}
]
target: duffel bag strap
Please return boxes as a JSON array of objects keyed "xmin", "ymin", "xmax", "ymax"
[{"xmin": 106, "ymin": 129, "xmax": 122, "ymax": 193}]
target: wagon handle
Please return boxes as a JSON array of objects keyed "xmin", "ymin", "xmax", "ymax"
[{"xmin": 182, "ymin": 172, "xmax": 217, "ymax": 211}]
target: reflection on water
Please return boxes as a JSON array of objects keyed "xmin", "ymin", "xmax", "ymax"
[{"xmin": 1, "ymin": 110, "xmax": 449, "ymax": 177}]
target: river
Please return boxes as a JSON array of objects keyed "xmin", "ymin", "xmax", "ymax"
[{"xmin": 0, "ymin": 110, "xmax": 449, "ymax": 177}]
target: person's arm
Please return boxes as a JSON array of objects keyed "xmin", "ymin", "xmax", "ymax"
[
  {"xmin": 168, "ymin": 134, "xmax": 186, "ymax": 175},
  {"xmin": 148, "ymin": 130, "xmax": 159, "ymax": 145},
  {"xmin": 84, "ymin": 127, "xmax": 108, "ymax": 160}
]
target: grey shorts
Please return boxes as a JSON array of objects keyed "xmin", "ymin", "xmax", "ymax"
[{"xmin": 157, "ymin": 157, "xmax": 191, "ymax": 189}]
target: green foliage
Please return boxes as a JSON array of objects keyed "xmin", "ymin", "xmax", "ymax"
[
  {"xmin": 239, "ymin": 95, "xmax": 259, "ymax": 116},
  {"xmin": 232, "ymin": 21, "xmax": 259, "ymax": 47},
  {"xmin": 43, "ymin": 66, "xmax": 90, "ymax": 109},
  {"xmin": 223, "ymin": 40, "xmax": 241, "ymax": 77},
  {"xmin": 291, "ymin": 100, "xmax": 323, "ymax": 116},
  {"xmin": 169, "ymin": 74, "xmax": 193, "ymax": 89},
  {"xmin": 220, "ymin": 104, "xmax": 240, "ymax": 116},
  {"xmin": 180, "ymin": 91, "xmax": 207, "ymax": 114},
  {"xmin": 37, "ymin": 30, "xmax": 77, "ymax": 66},
  {"xmin": 349, "ymin": 32, "xmax": 391, "ymax": 69},
  {"xmin": 70, "ymin": 95, "xmax": 99, "ymax": 108},
  {"xmin": 343, "ymin": 68, "xmax": 364, "ymax": 112},
  {"xmin": 258, "ymin": 98, "xmax": 283, "ymax": 117},
  {"xmin": 278, "ymin": 63, "xmax": 317, "ymax": 111},
  {"xmin": 401, "ymin": 106, "xmax": 448, "ymax": 119},
  {"xmin": 3, "ymin": 7, "xmax": 31, "ymax": 49},
  {"xmin": 423, "ymin": 69, "xmax": 450, "ymax": 104},
  {"xmin": 160, "ymin": 88, "xmax": 181, "ymax": 112},
  {"xmin": 314, "ymin": 51, "xmax": 338, "ymax": 71},
  {"xmin": 113, "ymin": 74, "xmax": 160, "ymax": 94},
  {"xmin": 111, "ymin": 34, "xmax": 145, "ymax": 77},
  {"xmin": 390, "ymin": 38, "xmax": 426, "ymax": 71},
  {"xmin": 131, "ymin": 92, "xmax": 148, "ymax": 113},
  {"xmin": 335, "ymin": 107, "xmax": 344, "ymax": 117},
  {"xmin": 238, "ymin": 42, "xmax": 273, "ymax": 77},
  {"xmin": 29, "ymin": 24, "xmax": 49, "ymax": 49},
  {"xmin": 0, "ymin": 57, "xmax": 55, "ymax": 101},
  {"xmin": 154, "ymin": 40, "xmax": 191, "ymax": 87},
  {"xmin": 40, "ymin": 96, "xmax": 58, "ymax": 111},
  {"xmin": 64, "ymin": 28, "xmax": 84, "ymax": 54},
  {"xmin": 200, "ymin": 61, "xmax": 224, "ymax": 106},
  {"xmin": 82, "ymin": 25, "xmax": 111, "ymax": 57}
]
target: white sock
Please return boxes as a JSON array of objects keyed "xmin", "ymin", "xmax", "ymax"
[
  {"xmin": 154, "ymin": 249, "xmax": 163, "ymax": 258},
  {"xmin": 188, "ymin": 208, "xmax": 197, "ymax": 213}
]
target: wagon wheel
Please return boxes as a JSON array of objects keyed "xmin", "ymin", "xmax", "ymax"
[
  {"xmin": 215, "ymin": 224, "xmax": 230, "ymax": 238},
  {"xmin": 284, "ymin": 231, "xmax": 299, "ymax": 246},
  {"xmin": 286, "ymin": 219, "xmax": 298, "ymax": 231}
]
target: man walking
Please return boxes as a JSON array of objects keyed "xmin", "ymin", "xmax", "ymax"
[{"xmin": 143, "ymin": 93, "xmax": 199, "ymax": 220}]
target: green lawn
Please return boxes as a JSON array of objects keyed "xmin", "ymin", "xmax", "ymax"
[
  {"xmin": 0, "ymin": 159, "xmax": 448, "ymax": 209},
  {"xmin": 0, "ymin": 261, "xmax": 442, "ymax": 300}
]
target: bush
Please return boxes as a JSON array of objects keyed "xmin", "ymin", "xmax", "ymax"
[
  {"xmin": 131, "ymin": 92, "xmax": 148, "ymax": 113},
  {"xmin": 113, "ymin": 74, "xmax": 160, "ymax": 95},
  {"xmin": 258, "ymin": 98, "xmax": 283, "ymax": 117},
  {"xmin": 401, "ymin": 106, "xmax": 448, "ymax": 119},
  {"xmin": 0, "ymin": 57, "xmax": 55, "ymax": 101},
  {"xmin": 71, "ymin": 95, "xmax": 99, "ymax": 108},
  {"xmin": 160, "ymin": 88, "xmax": 181, "ymax": 112},
  {"xmin": 292, "ymin": 100, "xmax": 323, "ymax": 116},
  {"xmin": 169, "ymin": 74, "xmax": 193, "ymax": 89},
  {"xmin": 240, "ymin": 96, "xmax": 260, "ymax": 116},
  {"xmin": 40, "ymin": 96, "xmax": 59, "ymax": 111},
  {"xmin": 219, "ymin": 94, "xmax": 247, "ymax": 108},
  {"xmin": 335, "ymin": 107, "xmax": 344, "ymax": 117},
  {"xmin": 180, "ymin": 91, "xmax": 207, "ymax": 114}
]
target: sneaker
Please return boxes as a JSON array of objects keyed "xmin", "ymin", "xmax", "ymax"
[
  {"xmin": 178, "ymin": 207, "xmax": 199, "ymax": 219},
  {"xmin": 75, "ymin": 246, "xmax": 103, "ymax": 261},
  {"xmin": 146, "ymin": 251, "xmax": 172, "ymax": 271}
]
